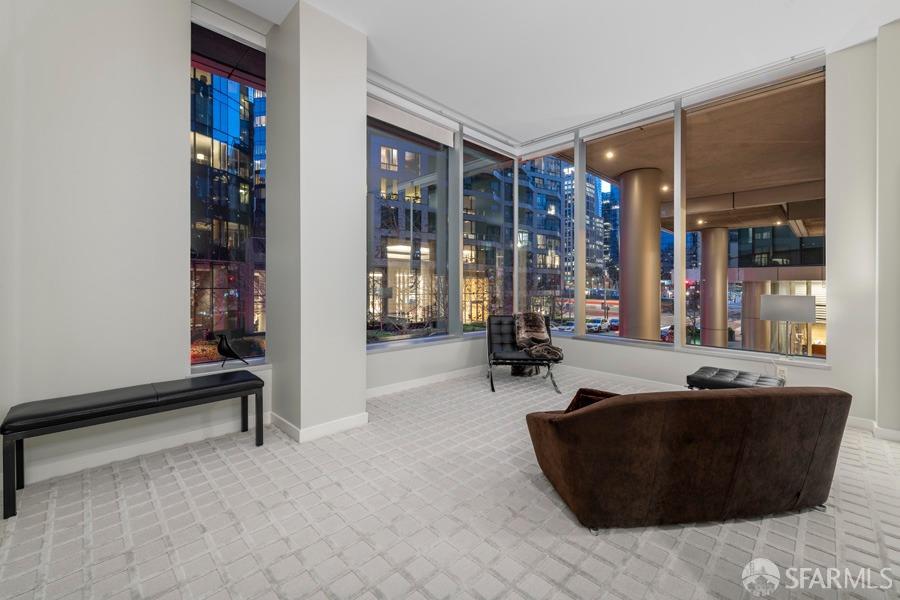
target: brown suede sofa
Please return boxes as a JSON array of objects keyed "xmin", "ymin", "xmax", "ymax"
[{"xmin": 526, "ymin": 386, "xmax": 851, "ymax": 529}]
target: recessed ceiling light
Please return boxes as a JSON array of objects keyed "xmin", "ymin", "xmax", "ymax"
[
  {"xmin": 697, "ymin": 219, "xmax": 706, "ymax": 225},
  {"xmin": 605, "ymin": 150, "xmax": 615, "ymax": 159},
  {"xmin": 661, "ymin": 185, "xmax": 670, "ymax": 192},
  {"xmin": 775, "ymin": 220, "xmax": 783, "ymax": 225}
]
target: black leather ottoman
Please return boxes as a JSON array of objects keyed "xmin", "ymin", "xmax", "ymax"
[{"xmin": 687, "ymin": 366, "xmax": 785, "ymax": 389}]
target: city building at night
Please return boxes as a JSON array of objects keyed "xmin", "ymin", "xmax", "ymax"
[{"xmin": 189, "ymin": 64, "xmax": 266, "ymax": 363}]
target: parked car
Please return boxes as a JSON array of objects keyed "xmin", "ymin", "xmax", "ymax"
[
  {"xmin": 608, "ymin": 318, "xmax": 619, "ymax": 332},
  {"xmin": 586, "ymin": 317, "xmax": 609, "ymax": 333},
  {"xmin": 559, "ymin": 320, "xmax": 576, "ymax": 332},
  {"xmin": 660, "ymin": 325, "xmax": 674, "ymax": 343}
]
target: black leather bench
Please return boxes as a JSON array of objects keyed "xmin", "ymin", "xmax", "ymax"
[
  {"xmin": 1, "ymin": 370, "xmax": 264, "ymax": 519},
  {"xmin": 686, "ymin": 366, "xmax": 785, "ymax": 389}
]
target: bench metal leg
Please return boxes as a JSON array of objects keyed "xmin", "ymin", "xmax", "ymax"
[
  {"xmin": 547, "ymin": 364, "xmax": 561, "ymax": 394},
  {"xmin": 15, "ymin": 439, "xmax": 23, "ymax": 490},
  {"xmin": 255, "ymin": 392, "xmax": 263, "ymax": 446},
  {"xmin": 3, "ymin": 437, "xmax": 15, "ymax": 519},
  {"xmin": 241, "ymin": 396, "xmax": 249, "ymax": 432},
  {"xmin": 488, "ymin": 364, "xmax": 495, "ymax": 392}
]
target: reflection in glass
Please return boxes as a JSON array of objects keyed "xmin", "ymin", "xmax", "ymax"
[
  {"xmin": 518, "ymin": 155, "xmax": 571, "ymax": 325},
  {"xmin": 190, "ymin": 65, "xmax": 266, "ymax": 364},
  {"xmin": 367, "ymin": 120, "xmax": 449, "ymax": 343},
  {"xmin": 462, "ymin": 144, "xmax": 514, "ymax": 330}
]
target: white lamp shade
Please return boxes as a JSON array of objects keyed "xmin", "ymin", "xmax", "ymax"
[{"xmin": 759, "ymin": 294, "xmax": 816, "ymax": 323}]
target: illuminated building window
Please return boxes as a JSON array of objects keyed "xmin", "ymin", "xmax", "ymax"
[
  {"xmin": 379, "ymin": 177, "xmax": 398, "ymax": 199},
  {"xmin": 380, "ymin": 146, "xmax": 398, "ymax": 171}
]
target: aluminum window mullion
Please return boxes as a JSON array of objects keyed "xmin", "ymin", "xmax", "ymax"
[
  {"xmin": 673, "ymin": 100, "xmax": 687, "ymax": 348},
  {"xmin": 512, "ymin": 158, "xmax": 520, "ymax": 313},
  {"xmin": 447, "ymin": 126, "xmax": 463, "ymax": 336},
  {"xmin": 574, "ymin": 132, "xmax": 586, "ymax": 336}
]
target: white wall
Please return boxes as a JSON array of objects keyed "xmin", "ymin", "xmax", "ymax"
[
  {"xmin": 3, "ymin": 0, "xmax": 274, "ymax": 485},
  {"xmin": 555, "ymin": 337, "xmax": 864, "ymax": 408},
  {"xmin": 266, "ymin": 1, "xmax": 303, "ymax": 429},
  {"xmin": 825, "ymin": 40, "xmax": 878, "ymax": 422},
  {"xmin": 367, "ymin": 337, "xmax": 486, "ymax": 393},
  {"xmin": 267, "ymin": 2, "xmax": 368, "ymax": 437},
  {"xmin": 1, "ymin": 0, "xmax": 17, "ymax": 446},
  {"xmin": 876, "ymin": 21, "xmax": 900, "ymax": 431}
]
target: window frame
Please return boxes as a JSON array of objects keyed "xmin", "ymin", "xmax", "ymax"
[{"xmin": 365, "ymin": 65, "xmax": 828, "ymax": 367}]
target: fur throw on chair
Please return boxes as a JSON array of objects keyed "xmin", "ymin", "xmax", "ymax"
[
  {"xmin": 514, "ymin": 313, "xmax": 564, "ymax": 370},
  {"xmin": 525, "ymin": 343, "xmax": 563, "ymax": 361},
  {"xmin": 516, "ymin": 312, "xmax": 550, "ymax": 348}
]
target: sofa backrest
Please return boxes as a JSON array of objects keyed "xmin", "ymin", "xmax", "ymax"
[{"xmin": 552, "ymin": 387, "xmax": 850, "ymax": 525}]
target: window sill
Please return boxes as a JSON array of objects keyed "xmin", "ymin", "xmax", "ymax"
[
  {"xmin": 564, "ymin": 334, "xmax": 830, "ymax": 371},
  {"xmin": 366, "ymin": 330, "xmax": 486, "ymax": 355},
  {"xmin": 191, "ymin": 356, "xmax": 271, "ymax": 375},
  {"xmin": 569, "ymin": 333, "xmax": 674, "ymax": 350},
  {"xmin": 677, "ymin": 344, "xmax": 831, "ymax": 370}
]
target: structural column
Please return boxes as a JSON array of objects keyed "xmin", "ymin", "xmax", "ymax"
[
  {"xmin": 741, "ymin": 280, "xmax": 772, "ymax": 351},
  {"xmin": 619, "ymin": 168, "xmax": 661, "ymax": 341},
  {"xmin": 700, "ymin": 227, "xmax": 729, "ymax": 347}
]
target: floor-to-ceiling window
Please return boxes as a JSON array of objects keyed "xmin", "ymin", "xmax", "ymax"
[
  {"xmin": 518, "ymin": 154, "xmax": 572, "ymax": 326},
  {"xmin": 367, "ymin": 119, "xmax": 450, "ymax": 343},
  {"xmin": 190, "ymin": 26, "xmax": 266, "ymax": 364},
  {"xmin": 462, "ymin": 144, "xmax": 514, "ymax": 330},
  {"xmin": 582, "ymin": 174, "xmax": 624, "ymax": 335},
  {"xmin": 579, "ymin": 119, "xmax": 674, "ymax": 342},
  {"xmin": 681, "ymin": 72, "xmax": 826, "ymax": 357}
]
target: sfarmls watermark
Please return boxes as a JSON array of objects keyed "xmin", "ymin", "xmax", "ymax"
[{"xmin": 741, "ymin": 558, "xmax": 893, "ymax": 597}]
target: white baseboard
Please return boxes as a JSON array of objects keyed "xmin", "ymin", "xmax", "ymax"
[
  {"xmin": 270, "ymin": 411, "xmax": 300, "ymax": 441},
  {"xmin": 559, "ymin": 363, "xmax": 682, "ymax": 390},
  {"xmin": 843, "ymin": 417, "xmax": 900, "ymax": 441},
  {"xmin": 875, "ymin": 425, "xmax": 900, "ymax": 442},
  {"xmin": 846, "ymin": 416, "xmax": 875, "ymax": 433},
  {"xmin": 366, "ymin": 365, "xmax": 484, "ymax": 398},
  {"xmin": 299, "ymin": 412, "xmax": 369, "ymax": 442},
  {"xmin": 19, "ymin": 411, "xmax": 271, "ymax": 485}
]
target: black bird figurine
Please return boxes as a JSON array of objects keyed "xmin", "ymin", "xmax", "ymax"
[{"xmin": 217, "ymin": 335, "xmax": 248, "ymax": 367}]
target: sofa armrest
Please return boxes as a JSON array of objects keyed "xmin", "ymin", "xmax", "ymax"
[
  {"xmin": 564, "ymin": 388, "xmax": 619, "ymax": 413},
  {"xmin": 525, "ymin": 411, "xmax": 569, "ymax": 496}
]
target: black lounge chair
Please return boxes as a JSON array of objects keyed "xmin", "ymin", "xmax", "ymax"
[{"xmin": 487, "ymin": 315, "xmax": 561, "ymax": 394}]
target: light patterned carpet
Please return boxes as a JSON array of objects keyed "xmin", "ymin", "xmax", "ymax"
[{"xmin": 0, "ymin": 366, "xmax": 898, "ymax": 599}]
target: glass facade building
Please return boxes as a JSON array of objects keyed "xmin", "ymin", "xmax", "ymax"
[{"xmin": 189, "ymin": 66, "xmax": 266, "ymax": 364}]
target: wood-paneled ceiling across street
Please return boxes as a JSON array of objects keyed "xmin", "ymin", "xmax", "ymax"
[{"xmin": 558, "ymin": 72, "xmax": 825, "ymax": 233}]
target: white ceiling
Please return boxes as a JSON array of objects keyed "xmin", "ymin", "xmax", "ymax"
[{"xmin": 233, "ymin": 0, "xmax": 900, "ymax": 143}]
